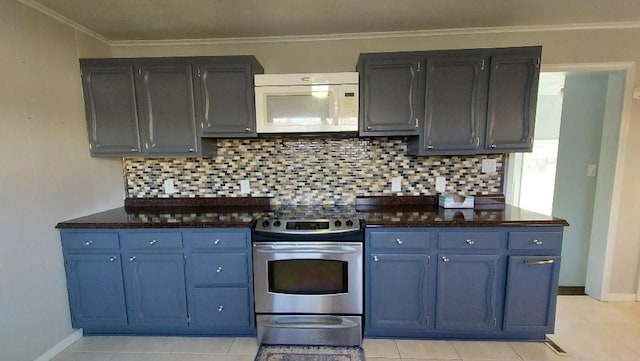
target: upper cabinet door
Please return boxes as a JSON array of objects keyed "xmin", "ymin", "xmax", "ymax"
[
  {"xmin": 359, "ymin": 56, "xmax": 422, "ymax": 136},
  {"xmin": 80, "ymin": 64, "xmax": 141, "ymax": 156},
  {"xmin": 136, "ymin": 62, "xmax": 199, "ymax": 156},
  {"xmin": 485, "ymin": 47, "xmax": 541, "ymax": 152},
  {"xmin": 422, "ymin": 53, "xmax": 488, "ymax": 153},
  {"xmin": 194, "ymin": 62, "xmax": 257, "ymax": 137}
]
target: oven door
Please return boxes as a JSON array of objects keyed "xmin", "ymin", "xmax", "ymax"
[{"xmin": 253, "ymin": 242, "xmax": 363, "ymax": 314}]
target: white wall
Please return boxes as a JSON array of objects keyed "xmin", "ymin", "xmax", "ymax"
[
  {"xmin": 111, "ymin": 27, "xmax": 640, "ymax": 297},
  {"xmin": 0, "ymin": 1, "xmax": 124, "ymax": 360}
]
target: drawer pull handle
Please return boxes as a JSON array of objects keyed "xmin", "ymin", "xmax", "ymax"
[
  {"xmin": 396, "ymin": 239, "xmax": 404, "ymax": 245},
  {"xmin": 218, "ymin": 305, "xmax": 224, "ymax": 312},
  {"xmin": 373, "ymin": 256, "xmax": 379, "ymax": 262},
  {"xmin": 213, "ymin": 239, "xmax": 221, "ymax": 245},
  {"xmin": 442, "ymin": 256, "xmax": 450, "ymax": 262},
  {"xmin": 533, "ymin": 239, "xmax": 543, "ymax": 245},
  {"xmin": 149, "ymin": 239, "xmax": 157, "ymax": 245},
  {"xmin": 466, "ymin": 239, "xmax": 475, "ymax": 245},
  {"xmin": 525, "ymin": 259, "xmax": 554, "ymax": 265},
  {"xmin": 129, "ymin": 256, "xmax": 136, "ymax": 261},
  {"xmin": 84, "ymin": 240, "xmax": 93, "ymax": 246},
  {"xmin": 109, "ymin": 256, "xmax": 117, "ymax": 262},
  {"xmin": 216, "ymin": 266, "xmax": 223, "ymax": 273}
]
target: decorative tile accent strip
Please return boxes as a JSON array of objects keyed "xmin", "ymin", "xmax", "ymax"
[{"xmin": 124, "ymin": 137, "xmax": 503, "ymax": 206}]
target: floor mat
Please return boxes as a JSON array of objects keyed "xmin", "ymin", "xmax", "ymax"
[{"xmin": 254, "ymin": 345, "xmax": 365, "ymax": 361}]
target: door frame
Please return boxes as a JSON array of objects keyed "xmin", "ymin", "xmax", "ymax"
[{"xmin": 504, "ymin": 62, "xmax": 636, "ymax": 301}]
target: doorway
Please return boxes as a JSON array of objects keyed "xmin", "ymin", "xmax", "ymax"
[{"xmin": 507, "ymin": 69, "xmax": 626, "ymax": 289}]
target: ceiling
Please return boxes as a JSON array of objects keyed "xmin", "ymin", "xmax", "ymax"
[{"xmin": 28, "ymin": 0, "xmax": 640, "ymax": 41}]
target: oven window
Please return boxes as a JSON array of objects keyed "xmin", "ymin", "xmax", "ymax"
[{"xmin": 268, "ymin": 259, "xmax": 348, "ymax": 294}]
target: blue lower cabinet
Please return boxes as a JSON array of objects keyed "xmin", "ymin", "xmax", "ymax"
[
  {"xmin": 65, "ymin": 253, "xmax": 128, "ymax": 328},
  {"xmin": 61, "ymin": 228, "xmax": 255, "ymax": 335},
  {"xmin": 504, "ymin": 256, "xmax": 561, "ymax": 333},
  {"xmin": 189, "ymin": 288, "xmax": 252, "ymax": 329},
  {"xmin": 122, "ymin": 253, "xmax": 188, "ymax": 328},
  {"xmin": 367, "ymin": 254, "xmax": 432, "ymax": 335},
  {"xmin": 435, "ymin": 254, "xmax": 502, "ymax": 331}
]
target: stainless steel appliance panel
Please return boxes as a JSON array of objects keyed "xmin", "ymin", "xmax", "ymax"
[
  {"xmin": 256, "ymin": 314, "xmax": 362, "ymax": 346},
  {"xmin": 253, "ymin": 242, "xmax": 363, "ymax": 314}
]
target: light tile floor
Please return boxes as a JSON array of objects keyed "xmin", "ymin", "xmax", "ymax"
[{"xmin": 52, "ymin": 296, "xmax": 640, "ymax": 361}]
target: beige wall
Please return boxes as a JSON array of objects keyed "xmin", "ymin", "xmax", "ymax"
[
  {"xmin": 0, "ymin": 1, "xmax": 123, "ymax": 360},
  {"xmin": 112, "ymin": 27, "xmax": 640, "ymax": 297}
]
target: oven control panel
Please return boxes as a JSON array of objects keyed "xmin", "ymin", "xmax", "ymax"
[{"xmin": 254, "ymin": 218, "xmax": 361, "ymax": 234}]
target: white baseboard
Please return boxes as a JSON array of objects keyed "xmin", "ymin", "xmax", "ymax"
[
  {"xmin": 33, "ymin": 329, "xmax": 83, "ymax": 361},
  {"xmin": 603, "ymin": 293, "xmax": 638, "ymax": 301}
]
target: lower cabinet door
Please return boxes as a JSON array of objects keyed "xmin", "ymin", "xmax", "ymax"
[
  {"xmin": 504, "ymin": 256, "xmax": 561, "ymax": 333},
  {"xmin": 189, "ymin": 288, "xmax": 252, "ymax": 329},
  {"xmin": 123, "ymin": 253, "xmax": 188, "ymax": 328},
  {"xmin": 64, "ymin": 254, "xmax": 128, "ymax": 328},
  {"xmin": 435, "ymin": 254, "xmax": 501, "ymax": 331},
  {"xmin": 367, "ymin": 254, "xmax": 431, "ymax": 334}
]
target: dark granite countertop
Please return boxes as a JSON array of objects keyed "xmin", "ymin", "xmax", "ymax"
[
  {"xmin": 56, "ymin": 196, "xmax": 568, "ymax": 229},
  {"xmin": 359, "ymin": 204, "xmax": 568, "ymax": 227}
]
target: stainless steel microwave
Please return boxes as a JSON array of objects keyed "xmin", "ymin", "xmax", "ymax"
[{"xmin": 254, "ymin": 72, "xmax": 359, "ymax": 134}]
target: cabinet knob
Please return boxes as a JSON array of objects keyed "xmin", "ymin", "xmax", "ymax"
[
  {"xmin": 373, "ymin": 256, "xmax": 379, "ymax": 262},
  {"xmin": 466, "ymin": 239, "xmax": 475, "ymax": 245},
  {"xmin": 188, "ymin": 148, "xmax": 195, "ymax": 152},
  {"xmin": 490, "ymin": 144, "xmax": 497, "ymax": 149},
  {"xmin": 213, "ymin": 239, "xmax": 221, "ymax": 245},
  {"xmin": 218, "ymin": 305, "xmax": 224, "ymax": 312},
  {"xmin": 83, "ymin": 240, "xmax": 93, "ymax": 246},
  {"xmin": 216, "ymin": 266, "xmax": 223, "ymax": 273},
  {"xmin": 109, "ymin": 256, "xmax": 117, "ymax": 262},
  {"xmin": 367, "ymin": 126, "xmax": 372, "ymax": 130},
  {"xmin": 149, "ymin": 239, "xmax": 157, "ymax": 245},
  {"xmin": 130, "ymin": 148, "xmax": 137, "ymax": 152},
  {"xmin": 245, "ymin": 127, "xmax": 251, "ymax": 132},
  {"xmin": 396, "ymin": 238, "xmax": 404, "ymax": 245},
  {"xmin": 533, "ymin": 239, "xmax": 543, "ymax": 245},
  {"xmin": 442, "ymin": 256, "xmax": 450, "ymax": 262},
  {"xmin": 427, "ymin": 145, "xmax": 434, "ymax": 150},
  {"xmin": 129, "ymin": 256, "xmax": 136, "ymax": 262}
]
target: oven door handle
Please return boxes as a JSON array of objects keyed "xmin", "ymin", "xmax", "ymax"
[
  {"xmin": 263, "ymin": 318, "xmax": 359, "ymax": 329},
  {"xmin": 253, "ymin": 244, "xmax": 361, "ymax": 254}
]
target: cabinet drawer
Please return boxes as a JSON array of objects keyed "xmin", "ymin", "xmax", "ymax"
[
  {"xmin": 509, "ymin": 232, "xmax": 562, "ymax": 251},
  {"xmin": 191, "ymin": 288, "xmax": 252, "ymax": 328},
  {"xmin": 188, "ymin": 231, "xmax": 248, "ymax": 250},
  {"xmin": 190, "ymin": 253, "xmax": 248, "ymax": 286},
  {"xmin": 438, "ymin": 231, "xmax": 503, "ymax": 249},
  {"xmin": 369, "ymin": 231, "xmax": 431, "ymax": 249},
  {"xmin": 62, "ymin": 232, "xmax": 119, "ymax": 250},
  {"xmin": 123, "ymin": 232, "xmax": 183, "ymax": 249}
]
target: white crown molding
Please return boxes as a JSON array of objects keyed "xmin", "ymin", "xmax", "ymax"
[
  {"xmin": 15, "ymin": 1, "xmax": 640, "ymax": 47},
  {"xmin": 17, "ymin": 0, "xmax": 110, "ymax": 44},
  {"xmin": 111, "ymin": 21, "xmax": 640, "ymax": 47}
]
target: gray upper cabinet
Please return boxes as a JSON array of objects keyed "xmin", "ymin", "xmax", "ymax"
[
  {"xmin": 136, "ymin": 61, "xmax": 199, "ymax": 156},
  {"xmin": 79, "ymin": 56, "xmax": 263, "ymax": 157},
  {"xmin": 419, "ymin": 53, "xmax": 488, "ymax": 154},
  {"xmin": 193, "ymin": 58, "xmax": 263, "ymax": 137},
  {"xmin": 360, "ymin": 46, "xmax": 542, "ymax": 155},
  {"xmin": 485, "ymin": 48, "xmax": 541, "ymax": 152},
  {"xmin": 357, "ymin": 55, "xmax": 422, "ymax": 136},
  {"xmin": 80, "ymin": 64, "xmax": 141, "ymax": 156}
]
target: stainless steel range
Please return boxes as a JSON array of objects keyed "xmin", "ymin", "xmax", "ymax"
[{"xmin": 252, "ymin": 207, "xmax": 364, "ymax": 346}]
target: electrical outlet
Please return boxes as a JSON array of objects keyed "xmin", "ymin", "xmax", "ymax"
[
  {"xmin": 163, "ymin": 179, "xmax": 175, "ymax": 194},
  {"xmin": 391, "ymin": 177, "xmax": 402, "ymax": 192},
  {"xmin": 435, "ymin": 176, "xmax": 446, "ymax": 193},
  {"xmin": 587, "ymin": 164, "xmax": 597, "ymax": 177},
  {"xmin": 239, "ymin": 179, "xmax": 251, "ymax": 194},
  {"xmin": 482, "ymin": 159, "xmax": 497, "ymax": 173}
]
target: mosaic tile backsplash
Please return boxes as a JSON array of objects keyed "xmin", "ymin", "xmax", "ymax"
[{"xmin": 124, "ymin": 137, "xmax": 503, "ymax": 206}]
